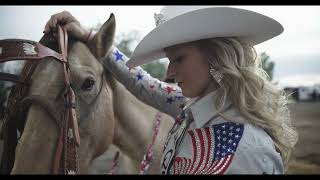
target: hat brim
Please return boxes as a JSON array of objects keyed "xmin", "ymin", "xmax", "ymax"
[{"xmin": 126, "ymin": 7, "xmax": 283, "ymax": 67}]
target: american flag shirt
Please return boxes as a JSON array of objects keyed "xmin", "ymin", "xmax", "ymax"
[{"xmin": 102, "ymin": 46, "xmax": 284, "ymax": 174}]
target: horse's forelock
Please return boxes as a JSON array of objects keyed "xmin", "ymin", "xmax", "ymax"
[{"xmin": 39, "ymin": 34, "xmax": 75, "ymax": 53}]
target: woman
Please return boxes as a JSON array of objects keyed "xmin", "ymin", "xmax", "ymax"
[{"xmin": 44, "ymin": 6, "xmax": 298, "ymax": 174}]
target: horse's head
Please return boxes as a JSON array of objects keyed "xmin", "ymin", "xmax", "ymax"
[{"xmin": 11, "ymin": 14, "xmax": 116, "ymax": 174}]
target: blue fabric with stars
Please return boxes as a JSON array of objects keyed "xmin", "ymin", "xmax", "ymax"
[
  {"xmin": 106, "ymin": 46, "xmax": 186, "ymax": 119},
  {"xmin": 212, "ymin": 122, "xmax": 244, "ymax": 161},
  {"xmin": 113, "ymin": 50, "xmax": 124, "ymax": 62},
  {"xmin": 136, "ymin": 71, "xmax": 144, "ymax": 80}
]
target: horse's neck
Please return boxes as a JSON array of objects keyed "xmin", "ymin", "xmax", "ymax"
[
  {"xmin": 109, "ymin": 77, "xmax": 174, "ymax": 174},
  {"xmin": 111, "ymin": 78, "xmax": 159, "ymax": 161}
]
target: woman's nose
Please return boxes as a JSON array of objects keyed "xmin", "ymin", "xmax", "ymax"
[{"xmin": 166, "ymin": 62, "xmax": 176, "ymax": 80}]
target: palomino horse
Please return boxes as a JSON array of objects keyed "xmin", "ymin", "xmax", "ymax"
[{"xmin": 6, "ymin": 14, "xmax": 174, "ymax": 174}]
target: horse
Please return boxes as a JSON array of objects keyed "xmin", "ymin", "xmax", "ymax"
[{"xmin": 4, "ymin": 14, "xmax": 174, "ymax": 174}]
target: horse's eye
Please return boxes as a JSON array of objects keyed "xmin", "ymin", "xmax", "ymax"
[{"xmin": 81, "ymin": 78, "xmax": 95, "ymax": 91}]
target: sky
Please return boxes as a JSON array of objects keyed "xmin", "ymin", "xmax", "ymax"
[{"xmin": 1, "ymin": 5, "xmax": 320, "ymax": 88}]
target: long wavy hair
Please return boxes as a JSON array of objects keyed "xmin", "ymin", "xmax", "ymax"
[{"xmin": 192, "ymin": 37, "xmax": 298, "ymax": 170}]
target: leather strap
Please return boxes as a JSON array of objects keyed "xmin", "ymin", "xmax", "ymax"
[
  {"xmin": 0, "ymin": 39, "xmax": 64, "ymax": 63},
  {"xmin": 0, "ymin": 72, "xmax": 24, "ymax": 84},
  {"xmin": 0, "ymin": 25, "xmax": 81, "ymax": 174},
  {"xmin": 58, "ymin": 26, "xmax": 80, "ymax": 175}
]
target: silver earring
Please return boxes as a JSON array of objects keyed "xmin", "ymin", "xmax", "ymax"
[{"xmin": 209, "ymin": 67, "xmax": 223, "ymax": 83}]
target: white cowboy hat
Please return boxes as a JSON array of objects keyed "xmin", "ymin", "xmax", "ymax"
[{"xmin": 126, "ymin": 6, "xmax": 283, "ymax": 67}]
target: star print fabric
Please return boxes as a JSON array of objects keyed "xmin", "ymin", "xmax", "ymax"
[
  {"xmin": 101, "ymin": 46, "xmax": 186, "ymax": 118},
  {"xmin": 171, "ymin": 122, "xmax": 244, "ymax": 174}
]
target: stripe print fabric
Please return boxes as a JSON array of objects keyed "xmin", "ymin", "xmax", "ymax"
[{"xmin": 172, "ymin": 122, "xmax": 244, "ymax": 174}]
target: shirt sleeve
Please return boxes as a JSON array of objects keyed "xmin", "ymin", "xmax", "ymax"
[{"xmin": 100, "ymin": 46, "xmax": 186, "ymax": 118}]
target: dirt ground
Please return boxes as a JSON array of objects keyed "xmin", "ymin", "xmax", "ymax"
[
  {"xmin": 286, "ymin": 101, "xmax": 320, "ymax": 174},
  {"xmin": 1, "ymin": 102, "xmax": 319, "ymax": 174}
]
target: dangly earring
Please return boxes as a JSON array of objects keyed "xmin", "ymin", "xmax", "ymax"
[{"xmin": 209, "ymin": 66, "xmax": 223, "ymax": 84}]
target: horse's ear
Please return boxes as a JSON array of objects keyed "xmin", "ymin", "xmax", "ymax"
[{"xmin": 88, "ymin": 13, "xmax": 116, "ymax": 59}]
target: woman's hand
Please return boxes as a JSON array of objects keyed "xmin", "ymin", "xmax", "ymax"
[{"xmin": 43, "ymin": 11, "xmax": 91, "ymax": 42}]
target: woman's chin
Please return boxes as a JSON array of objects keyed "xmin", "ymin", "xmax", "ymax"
[{"xmin": 181, "ymin": 90, "xmax": 197, "ymax": 98}]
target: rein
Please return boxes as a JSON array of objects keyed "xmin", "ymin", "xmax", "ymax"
[
  {"xmin": 107, "ymin": 111, "xmax": 163, "ymax": 175},
  {"xmin": 139, "ymin": 111, "xmax": 163, "ymax": 174},
  {"xmin": 0, "ymin": 25, "xmax": 80, "ymax": 174}
]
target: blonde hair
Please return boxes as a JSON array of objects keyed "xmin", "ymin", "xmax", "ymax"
[{"xmin": 193, "ymin": 37, "xmax": 298, "ymax": 170}]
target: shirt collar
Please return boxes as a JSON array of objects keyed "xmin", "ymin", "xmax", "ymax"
[{"xmin": 183, "ymin": 90, "xmax": 231, "ymax": 128}]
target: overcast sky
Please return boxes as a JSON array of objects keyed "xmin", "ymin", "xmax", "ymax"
[{"xmin": 1, "ymin": 5, "xmax": 320, "ymax": 88}]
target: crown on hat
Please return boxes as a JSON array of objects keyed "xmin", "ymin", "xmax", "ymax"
[{"xmin": 154, "ymin": 13, "xmax": 166, "ymax": 26}]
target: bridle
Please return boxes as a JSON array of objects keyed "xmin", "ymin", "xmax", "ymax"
[
  {"xmin": 1, "ymin": 25, "xmax": 162, "ymax": 175},
  {"xmin": 0, "ymin": 25, "xmax": 80, "ymax": 174}
]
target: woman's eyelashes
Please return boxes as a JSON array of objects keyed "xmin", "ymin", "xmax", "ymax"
[{"xmin": 171, "ymin": 56, "xmax": 184, "ymax": 64}]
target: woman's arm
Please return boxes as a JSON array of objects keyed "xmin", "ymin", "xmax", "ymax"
[{"xmin": 101, "ymin": 45, "xmax": 186, "ymax": 118}]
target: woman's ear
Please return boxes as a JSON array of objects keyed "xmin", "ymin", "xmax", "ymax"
[{"xmin": 87, "ymin": 13, "xmax": 116, "ymax": 60}]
